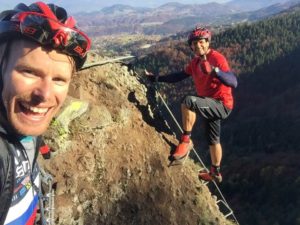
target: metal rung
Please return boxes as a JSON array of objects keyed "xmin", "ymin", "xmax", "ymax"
[
  {"xmin": 202, "ymin": 181, "xmax": 209, "ymax": 186},
  {"xmin": 224, "ymin": 211, "xmax": 234, "ymax": 218},
  {"xmin": 216, "ymin": 200, "xmax": 233, "ymax": 218}
]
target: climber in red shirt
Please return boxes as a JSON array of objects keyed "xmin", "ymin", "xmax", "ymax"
[{"xmin": 145, "ymin": 26, "xmax": 237, "ymax": 183}]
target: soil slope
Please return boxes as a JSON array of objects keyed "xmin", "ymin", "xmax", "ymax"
[{"xmin": 40, "ymin": 54, "xmax": 235, "ymax": 225}]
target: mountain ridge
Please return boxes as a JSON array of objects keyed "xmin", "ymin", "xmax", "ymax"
[{"xmin": 76, "ymin": 0, "xmax": 300, "ymax": 36}]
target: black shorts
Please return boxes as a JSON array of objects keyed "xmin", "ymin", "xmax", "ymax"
[{"xmin": 182, "ymin": 96, "xmax": 231, "ymax": 145}]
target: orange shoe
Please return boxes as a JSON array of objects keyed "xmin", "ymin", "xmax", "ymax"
[
  {"xmin": 198, "ymin": 166, "xmax": 222, "ymax": 183},
  {"xmin": 172, "ymin": 135, "xmax": 193, "ymax": 160}
]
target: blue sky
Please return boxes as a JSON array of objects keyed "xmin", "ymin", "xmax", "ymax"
[{"xmin": 0, "ymin": 0, "xmax": 231, "ymax": 12}]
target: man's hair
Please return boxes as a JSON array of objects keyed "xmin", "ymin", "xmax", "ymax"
[
  {"xmin": 0, "ymin": 42, "xmax": 9, "ymax": 83},
  {"xmin": 0, "ymin": 42, "xmax": 10, "ymax": 116}
]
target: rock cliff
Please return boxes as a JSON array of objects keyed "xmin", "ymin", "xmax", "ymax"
[{"xmin": 40, "ymin": 53, "xmax": 235, "ymax": 225}]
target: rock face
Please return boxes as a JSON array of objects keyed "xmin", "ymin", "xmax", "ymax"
[{"xmin": 40, "ymin": 55, "xmax": 234, "ymax": 225}]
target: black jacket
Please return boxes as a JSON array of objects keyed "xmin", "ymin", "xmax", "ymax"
[{"xmin": 0, "ymin": 124, "xmax": 42, "ymax": 225}]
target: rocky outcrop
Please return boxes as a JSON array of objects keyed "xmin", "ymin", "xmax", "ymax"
[{"xmin": 40, "ymin": 55, "xmax": 234, "ymax": 225}]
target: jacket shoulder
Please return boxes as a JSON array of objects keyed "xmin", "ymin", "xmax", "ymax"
[
  {"xmin": 0, "ymin": 136, "xmax": 14, "ymax": 225},
  {"xmin": 210, "ymin": 49, "xmax": 226, "ymax": 59}
]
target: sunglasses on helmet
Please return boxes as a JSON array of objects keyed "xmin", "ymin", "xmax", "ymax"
[{"xmin": 11, "ymin": 11, "xmax": 91, "ymax": 59}]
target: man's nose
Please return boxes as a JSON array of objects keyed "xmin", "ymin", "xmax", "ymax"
[{"xmin": 32, "ymin": 79, "xmax": 53, "ymax": 101}]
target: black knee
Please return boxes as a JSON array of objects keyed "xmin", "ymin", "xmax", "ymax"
[
  {"xmin": 208, "ymin": 138, "xmax": 220, "ymax": 145},
  {"xmin": 182, "ymin": 95, "xmax": 197, "ymax": 111}
]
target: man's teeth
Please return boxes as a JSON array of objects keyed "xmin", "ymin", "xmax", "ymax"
[{"xmin": 23, "ymin": 104, "xmax": 48, "ymax": 113}]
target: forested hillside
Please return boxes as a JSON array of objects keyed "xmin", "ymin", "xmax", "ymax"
[
  {"xmin": 214, "ymin": 9, "xmax": 300, "ymax": 74},
  {"xmin": 137, "ymin": 4, "xmax": 300, "ymax": 75},
  {"xmin": 135, "ymin": 6, "xmax": 300, "ymax": 225}
]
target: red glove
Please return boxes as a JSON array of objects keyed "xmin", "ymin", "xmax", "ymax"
[
  {"xmin": 39, "ymin": 144, "xmax": 51, "ymax": 159},
  {"xmin": 200, "ymin": 60, "xmax": 213, "ymax": 74}
]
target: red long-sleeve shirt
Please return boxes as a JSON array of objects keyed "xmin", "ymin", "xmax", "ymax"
[{"xmin": 185, "ymin": 49, "xmax": 234, "ymax": 109}]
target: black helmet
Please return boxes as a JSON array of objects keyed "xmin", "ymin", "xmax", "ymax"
[{"xmin": 0, "ymin": 1, "xmax": 91, "ymax": 69}]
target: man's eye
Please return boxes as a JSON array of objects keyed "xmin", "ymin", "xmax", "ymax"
[
  {"xmin": 53, "ymin": 77, "xmax": 68, "ymax": 86},
  {"xmin": 22, "ymin": 70, "xmax": 36, "ymax": 76}
]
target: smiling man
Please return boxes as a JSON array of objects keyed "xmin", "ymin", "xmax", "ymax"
[
  {"xmin": 0, "ymin": 2, "xmax": 90, "ymax": 225},
  {"xmin": 2, "ymin": 40, "xmax": 73, "ymax": 136},
  {"xmin": 145, "ymin": 26, "xmax": 237, "ymax": 183}
]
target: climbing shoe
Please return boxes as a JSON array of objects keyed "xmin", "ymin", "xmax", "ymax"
[
  {"xmin": 198, "ymin": 166, "xmax": 222, "ymax": 183},
  {"xmin": 172, "ymin": 135, "xmax": 193, "ymax": 160}
]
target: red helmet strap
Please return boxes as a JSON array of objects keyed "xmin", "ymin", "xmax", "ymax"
[
  {"xmin": 36, "ymin": 2, "xmax": 77, "ymax": 30},
  {"xmin": 64, "ymin": 16, "xmax": 76, "ymax": 28},
  {"xmin": 35, "ymin": 2, "xmax": 57, "ymax": 19},
  {"xmin": 35, "ymin": 1, "xmax": 60, "ymax": 30}
]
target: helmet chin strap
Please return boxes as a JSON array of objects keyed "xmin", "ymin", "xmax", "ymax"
[
  {"xmin": 0, "ymin": 42, "xmax": 10, "ymax": 118},
  {"xmin": 0, "ymin": 41, "xmax": 20, "ymax": 132}
]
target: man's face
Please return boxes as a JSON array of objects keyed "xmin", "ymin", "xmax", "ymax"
[
  {"xmin": 2, "ymin": 39, "xmax": 73, "ymax": 136},
  {"xmin": 191, "ymin": 39, "xmax": 210, "ymax": 56}
]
